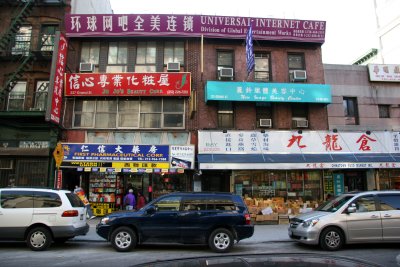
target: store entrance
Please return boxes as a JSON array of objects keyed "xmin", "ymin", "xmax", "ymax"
[
  {"xmin": 201, "ymin": 171, "xmax": 230, "ymax": 192},
  {"xmin": 122, "ymin": 173, "xmax": 149, "ymax": 202},
  {"xmin": 344, "ymin": 171, "xmax": 367, "ymax": 192}
]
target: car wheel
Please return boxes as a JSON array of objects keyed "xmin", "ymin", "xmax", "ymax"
[
  {"xmin": 319, "ymin": 227, "xmax": 344, "ymax": 251},
  {"xmin": 111, "ymin": 226, "xmax": 137, "ymax": 252},
  {"xmin": 26, "ymin": 227, "xmax": 53, "ymax": 251},
  {"xmin": 208, "ymin": 228, "xmax": 233, "ymax": 253}
]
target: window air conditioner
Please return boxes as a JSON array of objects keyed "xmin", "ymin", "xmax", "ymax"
[
  {"xmin": 292, "ymin": 119, "xmax": 308, "ymax": 128},
  {"xmin": 219, "ymin": 68, "xmax": 234, "ymax": 79},
  {"xmin": 79, "ymin": 62, "xmax": 94, "ymax": 72},
  {"xmin": 167, "ymin": 62, "xmax": 180, "ymax": 72},
  {"xmin": 289, "ymin": 70, "xmax": 307, "ymax": 82},
  {"xmin": 29, "ymin": 107, "xmax": 43, "ymax": 111},
  {"xmin": 259, "ymin": 118, "xmax": 272, "ymax": 128}
]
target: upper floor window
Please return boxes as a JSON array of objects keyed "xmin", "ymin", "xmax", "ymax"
[
  {"xmin": 136, "ymin": 42, "xmax": 156, "ymax": 72},
  {"xmin": 217, "ymin": 50, "xmax": 234, "ymax": 80},
  {"xmin": 343, "ymin": 97, "xmax": 359, "ymax": 125},
  {"xmin": 288, "ymin": 53, "xmax": 305, "ymax": 70},
  {"xmin": 218, "ymin": 101, "xmax": 234, "ymax": 129},
  {"xmin": 164, "ymin": 41, "xmax": 184, "ymax": 65},
  {"xmin": 256, "ymin": 102, "xmax": 272, "ymax": 127},
  {"xmin": 254, "ymin": 52, "xmax": 271, "ymax": 81},
  {"xmin": 12, "ymin": 26, "xmax": 32, "ymax": 56},
  {"xmin": 80, "ymin": 42, "xmax": 100, "ymax": 72},
  {"xmin": 33, "ymin": 81, "xmax": 49, "ymax": 111},
  {"xmin": 378, "ymin": 105, "xmax": 390, "ymax": 118},
  {"xmin": 73, "ymin": 98, "xmax": 185, "ymax": 129},
  {"xmin": 8, "ymin": 82, "xmax": 26, "ymax": 111},
  {"xmin": 40, "ymin": 25, "xmax": 57, "ymax": 51},
  {"xmin": 107, "ymin": 42, "xmax": 128, "ymax": 73}
]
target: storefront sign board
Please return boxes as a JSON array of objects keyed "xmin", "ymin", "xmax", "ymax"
[
  {"xmin": 368, "ymin": 64, "xmax": 400, "ymax": 82},
  {"xmin": 65, "ymin": 14, "xmax": 325, "ymax": 43},
  {"xmin": 65, "ymin": 73, "xmax": 191, "ymax": 97},
  {"xmin": 205, "ymin": 81, "xmax": 331, "ymax": 103},
  {"xmin": 170, "ymin": 145, "xmax": 195, "ymax": 169}
]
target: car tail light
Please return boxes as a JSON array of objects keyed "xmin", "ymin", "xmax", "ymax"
[
  {"xmin": 244, "ymin": 213, "xmax": 251, "ymax": 225},
  {"xmin": 62, "ymin": 210, "xmax": 79, "ymax": 217}
]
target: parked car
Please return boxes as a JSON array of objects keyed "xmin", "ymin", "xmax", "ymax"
[
  {"xmin": 0, "ymin": 187, "xmax": 89, "ymax": 251},
  {"xmin": 288, "ymin": 190, "xmax": 400, "ymax": 250},
  {"xmin": 96, "ymin": 192, "xmax": 254, "ymax": 252}
]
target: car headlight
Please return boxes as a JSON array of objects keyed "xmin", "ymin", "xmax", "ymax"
[
  {"xmin": 302, "ymin": 218, "xmax": 319, "ymax": 228},
  {"xmin": 100, "ymin": 217, "xmax": 115, "ymax": 225}
]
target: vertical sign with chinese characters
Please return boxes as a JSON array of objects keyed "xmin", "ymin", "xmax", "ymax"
[
  {"xmin": 333, "ymin": 173, "xmax": 344, "ymax": 195},
  {"xmin": 46, "ymin": 31, "xmax": 68, "ymax": 124}
]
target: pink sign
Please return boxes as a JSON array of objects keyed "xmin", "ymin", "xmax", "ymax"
[{"xmin": 65, "ymin": 72, "xmax": 191, "ymax": 97}]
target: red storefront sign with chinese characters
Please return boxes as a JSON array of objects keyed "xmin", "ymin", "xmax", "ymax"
[
  {"xmin": 65, "ymin": 72, "xmax": 191, "ymax": 97},
  {"xmin": 47, "ymin": 32, "xmax": 68, "ymax": 124}
]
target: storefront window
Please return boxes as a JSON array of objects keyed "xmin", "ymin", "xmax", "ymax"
[
  {"xmin": 233, "ymin": 170, "xmax": 322, "ymax": 202},
  {"xmin": 152, "ymin": 173, "xmax": 189, "ymax": 199},
  {"xmin": 379, "ymin": 170, "xmax": 400, "ymax": 190}
]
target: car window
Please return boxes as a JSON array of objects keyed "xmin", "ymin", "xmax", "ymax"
[
  {"xmin": 207, "ymin": 198, "xmax": 236, "ymax": 211},
  {"xmin": 33, "ymin": 191, "xmax": 62, "ymax": 208},
  {"xmin": 352, "ymin": 195, "xmax": 376, "ymax": 213},
  {"xmin": 316, "ymin": 195, "xmax": 353, "ymax": 212},
  {"xmin": 183, "ymin": 199, "xmax": 206, "ymax": 211},
  {"xmin": 66, "ymin": 192, "xmax": 85, "ymax": 208},
  {"xmin": 154, "ymin": 196, "xmax": 181, "ymax": 211},
  {"xmin": 0, "ymin": 190, "xmax": 34, "ymax": 208},
  {"xmin": 377, "ymin": 194, "xmax": 400, "ymax": 211}
]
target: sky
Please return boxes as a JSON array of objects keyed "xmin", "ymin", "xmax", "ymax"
[{"xmin": 109, "ymin": 0, "xmax": 378, "ymax": 65}]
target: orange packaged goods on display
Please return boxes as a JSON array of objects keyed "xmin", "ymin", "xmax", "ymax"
[{"xmin": 74, "ymin": 187, "xmax": 89, "ymax": 206}]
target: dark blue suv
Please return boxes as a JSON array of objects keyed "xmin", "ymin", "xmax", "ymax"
[{"xmin": 96, "ymin": 192, "xmax": 254, "ymax": 252}]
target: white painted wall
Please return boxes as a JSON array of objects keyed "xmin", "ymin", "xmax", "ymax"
[{"xmin": 71, "ymin": 0, "xmax": 113, "ymax": 14}]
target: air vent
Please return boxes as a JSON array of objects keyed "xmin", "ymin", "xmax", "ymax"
[
  {"xmin": 259, "ymin": 119, "xmax": 272, "ymax": 128},
  {"xmin": 79, "ymin": 62, "xmax": 94, "ymax": 72},
  {"xmin": 167, "ymin": 62, "xmax": 180, "ymax": 72},
  {"xmin": 292, "ymin": 119, "xmax": 308, "ymax": 128}
]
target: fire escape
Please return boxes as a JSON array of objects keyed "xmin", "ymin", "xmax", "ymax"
[{"xmin": 0, "ymin": 0, "xmax": 36, "ymax": 105}]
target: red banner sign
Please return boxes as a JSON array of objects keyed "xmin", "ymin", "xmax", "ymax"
[{"xmin": 65, "ymin": 72, "xmax": 191, "ymax": 97}]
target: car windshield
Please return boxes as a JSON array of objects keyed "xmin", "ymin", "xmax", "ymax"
[{"xmin": 315, "ymin": 194, "xmax": 354, "ymax": 212}]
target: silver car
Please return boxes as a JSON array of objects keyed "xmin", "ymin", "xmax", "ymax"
[{"xmin": 288, "ymin": 190, "xmax": 400, "ymax": 250}]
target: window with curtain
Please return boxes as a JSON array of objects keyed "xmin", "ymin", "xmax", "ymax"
[
  {"xmin": 106, "ymin": 42, "xmax": 128, "ymax": 72},
  {"xmin": 135, "ymin": 41, "xmax": 156, "ymax": 72},
  {"xmin": 40, "ymin": 25, "xmax": 57, "ymax": 51}
]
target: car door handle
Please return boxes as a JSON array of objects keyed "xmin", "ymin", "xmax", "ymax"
[
  {"xmin": 371, "ymin": 215, "xmax": 379, "ymax": 218},
  {"xmin": 383, "ymin": 214, "xmax": 392, "ymax": 218}
]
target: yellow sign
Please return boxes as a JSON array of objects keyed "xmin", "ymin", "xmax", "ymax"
[
  {"xmin": 53, "ymin": 143, "xmax": 64, "ymax": 169},
  {"xmin": 112, "ymin": 162, "xmax": 169, "ymax": 169}
]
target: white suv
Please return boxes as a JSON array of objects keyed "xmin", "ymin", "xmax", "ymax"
[{"xmin": 0, "ymin": 187, "xmax": 89, "ymax": 251}]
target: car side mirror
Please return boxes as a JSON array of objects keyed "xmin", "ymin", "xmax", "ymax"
[
  {"xmin": 146, "ymin": 206, "xmax": 157, "ymax": 215},
  {"xmin": 347, "ymin": 206, "xmax": 357, "ymax": 213}
]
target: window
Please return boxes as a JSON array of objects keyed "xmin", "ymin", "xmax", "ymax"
[
  {"xmin": 378, "ymin": 105, "xmax": 390, "ymax": 118},
  {"xmin": 8, "ymin": 82, "xmax": 26, "ymax": 111},
  {"xmin": 73, "ymin": 98, "xmax": 185, "ymax": 129},
  {"xmin": 164, "ymin": 41, "xmax": 184, "ymax": 65},
  {"xmin": 292, "ymin": 103, "xmax": 308, "ymax": 118},
  {"xmin": 34, "ymin": 191, "xmax": 62, "ymax": 208},
  {"xmin": 107, "ymin": 42, "xmax": 128, "ymax": 72},
  {"xmin": 378, "ymin": 194, "xmax": 400, "ymax": 210},
  {"xmin": 12, "ymin": 26, "xmax": 32, "ymax": 56},
  {"xmin": 154, "ymin": 196, "xmax": 181, "ymax": 211},
  {"xmin": 136, "ymin": 41, "xmax": 156, "ymax": 72},
  {"xmin": 1, "ymin": 191, "xmax": 33, "ymax": 208},
  {"xmin": 353, "ymin": 196, "xmax": 376, "ymax": 212},
  {"xmin": 217, "ymin": 50, "xmax": 234, "ymax": 79},
  {"xmin": 33, "ymin": 81, "xmax": 49, "ymax": 110},
  {"xmin": 40, "ymin": 25, "xmax": 57, "ymax": 51},
  {"xmin": 80, "ymin": 42, "xmax": 100, "ymax": 71},
  {"xmin": 254, "ymin": 52, "xmax": 271, "ymax": 81},
  {"xmin": 66, "ymin": 193, "xmax": 85, "ymax": 208},
  {"xmin": 256, "ymin": 102, "xmax": 272, "ymax": 127},
  {"xmin": 95, "ymin": 100, "xmax": 117, "ymax": 128},
  {"xmin": 343, "ymin": 97, "xmax": 359, "ymax": 125},
  {"xmin": 288, "ymin": 53, "xmax": 305, "ymax": 70},
  {"xmin": 218, "ymin": 102, "xmax": 234, "ymax": 129}
]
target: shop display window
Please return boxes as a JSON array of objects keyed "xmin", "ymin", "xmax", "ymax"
[
  {"xmin": 379, "ymin": 170, "xmax": 400, "ymax": 190},
  {"xmin": 152, "ymin": 173, "xmax": 189, "ymax": 199}
]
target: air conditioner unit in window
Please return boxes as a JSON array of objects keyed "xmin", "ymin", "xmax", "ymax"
[
  {"xmin": 292, "ymin": 119, "xmax": 308, "ymax": 128},
  {"xmin": 259, "ymin": 118, "xmax": 272, "ymax": 128},
  {"xmin": 219, "ymin": 68, "xmax": 234, "ymax": 79},
  {"xmin": 167, "ymin": 62, "xmax": 180, "ymax": 72},
  {"xmin": 79, "ymin": 62, "xmax": 94, "ymax": 72},
  {"xmin": 29, "ymin": 107, "xmax": 43, "ymax": 111},
  {"xmin": 289, "ymin": 70, "xmax": 307, "ymax": 82}
]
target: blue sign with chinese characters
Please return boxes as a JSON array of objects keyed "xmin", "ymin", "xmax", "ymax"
[
  {"xmin": 333, "ymin": 173, "xmax": 345, "ymax": 195},
  {"xmin": 62, "ymin": 144, "xmax": 169, "ymax": 162},
  {"xmin": 205, "ymin": 81, "xmax": 331, "ymax": 103}
]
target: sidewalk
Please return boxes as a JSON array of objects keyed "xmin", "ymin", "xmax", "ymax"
[{"xmin": 72, "ymin": 217, "xmax": 292, "ymax": 243}]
